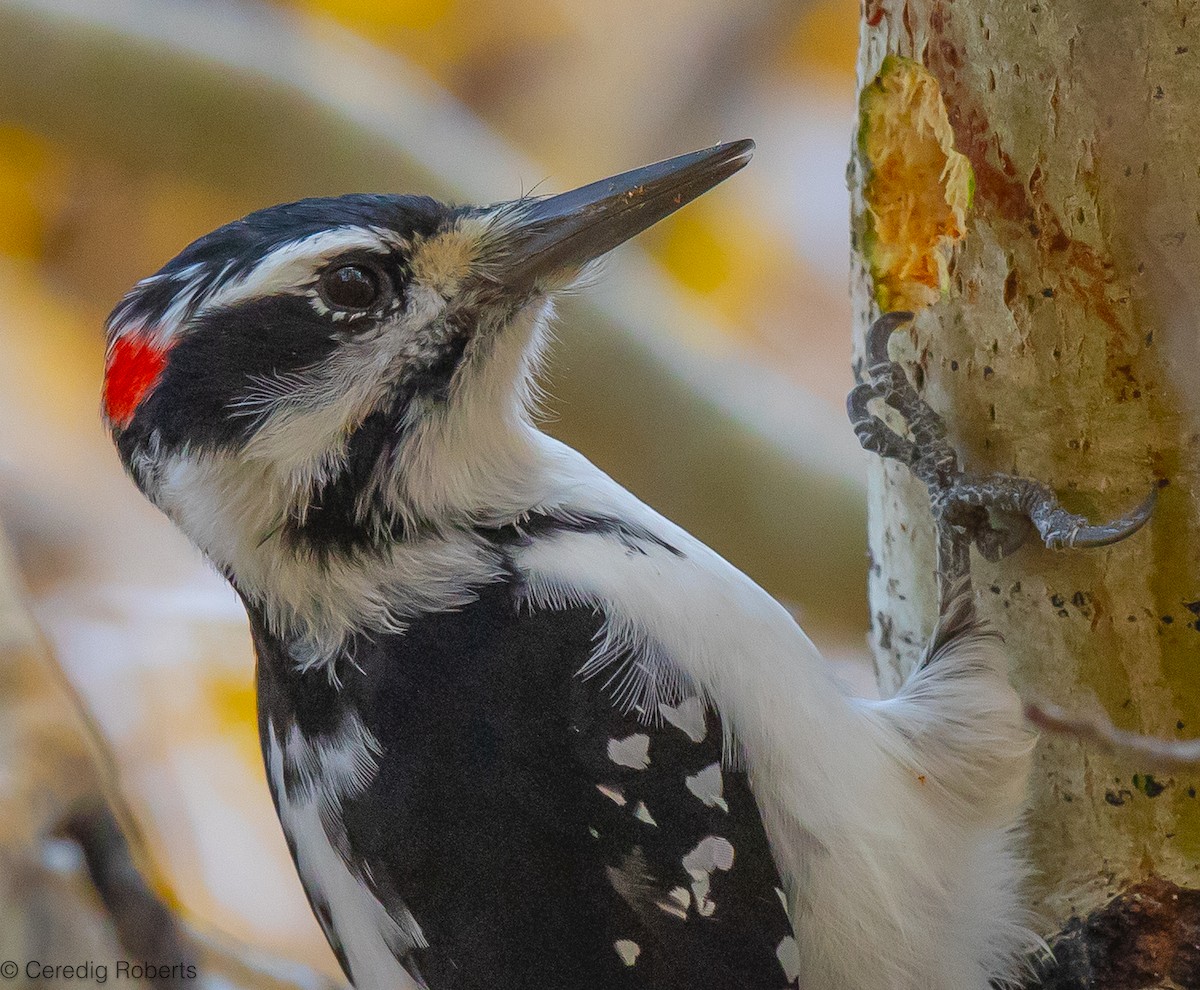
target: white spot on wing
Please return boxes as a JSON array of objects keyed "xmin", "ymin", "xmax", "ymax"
[
  {"xmin": 776, "ymin": 935, "xmax": 802, "ymax": 983},
  {"xmin": 683, "ymin": 835, "xmax": 735, "ymax": 872},
  {"xmin": 655, "ymin": 885, "xmax": 691, "ymax": 920},
  {"xmin": 659, "ymin": 696, "xmax": 706, "ymax": 742},
  {"xmin": 633, "ymin": 801, "xmax": 658, "ymax": 826},
  {"xmin": 685, "ymin": 762, "xmax": 729, "ymax": 812},
  {"xmin": 656, "ymin": 900, "xmax": 688, "ymax": 920},
  {"xmin": 607, "ymin": 733, "xmax": 651, "ymax": 769},
  {"xmin": 614, "ymin": 940, "xmax": 640, "ymax": 966},
  {"xmin": 596, "ymin": 783, "xmax": 627, "ymax": 806},
  {"xmin": 681, "ymin": 836, "xmax": 735, "ymax": 918}
]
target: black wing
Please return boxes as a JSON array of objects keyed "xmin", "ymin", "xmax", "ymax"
[{"xmin": 255, "ymin": 577, "xmax": 799, "ymax": 990}]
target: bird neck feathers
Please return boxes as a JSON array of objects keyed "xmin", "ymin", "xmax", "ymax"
[{"xmin": 142, "ymin": 302, "xmax": 566, "ymax": 655}]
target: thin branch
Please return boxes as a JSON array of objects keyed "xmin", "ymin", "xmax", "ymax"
[{"xmin": 1025, "ymin": 700, "xmax": 1200, "ymax": 770}]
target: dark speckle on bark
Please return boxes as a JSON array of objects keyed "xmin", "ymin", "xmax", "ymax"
[{"xmin": 1132, "ymin": 773, "xmax": 1167, "ymax": 798}]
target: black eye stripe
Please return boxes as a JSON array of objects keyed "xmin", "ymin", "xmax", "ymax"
[{"xmin": 133, "ymin": 294, "xmax": 347, "ymax": 450}]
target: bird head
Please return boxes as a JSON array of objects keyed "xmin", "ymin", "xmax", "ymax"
[{"xmin": 103, "ymin": 141, "xmax": 753, "ymax": 577}]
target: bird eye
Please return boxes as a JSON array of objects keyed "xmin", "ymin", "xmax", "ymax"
[{"xmin": 320, "ymin": 264, "xmax": 383, "ymax": 311}]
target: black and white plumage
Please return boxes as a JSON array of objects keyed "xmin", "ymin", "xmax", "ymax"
[
  {"xmin": 252, "ymin": 539, "xmax": 797, "ymax": 989},
  {"xmin": 104, "ymin": 142, "xmax": 1037, "ymax": 989}
]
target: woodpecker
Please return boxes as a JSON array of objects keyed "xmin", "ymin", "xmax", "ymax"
[{"xmin": 103, "ymin": 141, "xmax": 1039, "ymax": 990}]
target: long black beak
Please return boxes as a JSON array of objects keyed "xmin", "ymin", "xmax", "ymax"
[{"xmin": 495, "ymin": 139, "xmax": 755, "ymax": 289}]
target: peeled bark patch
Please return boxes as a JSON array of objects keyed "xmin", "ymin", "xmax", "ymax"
[{"xmin": 857, "ymin": 55, "xmax": 973, "ymax": 312}]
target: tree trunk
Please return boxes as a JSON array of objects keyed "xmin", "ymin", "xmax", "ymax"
[{"xmin": 850, "ymin": 2, "xmax": 1200, "ymax": 985}]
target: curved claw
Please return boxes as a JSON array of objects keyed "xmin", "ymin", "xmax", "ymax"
[
  {"xmin": 847, "ymin": 383, "xmax": 920, "ymax": 462},
  {"xmin": 864, "ymin": 310, "xmax": 915, "ymax": 376},
  {"xmin": 1037, "ymin": 487, "xmax": 1158, "ymax": 550},
  {"xmin": 846, "ymin": 381, "xmax": 876, "ymax": 425}
]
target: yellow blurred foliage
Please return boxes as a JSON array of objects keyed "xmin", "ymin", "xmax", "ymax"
[
  {"xmin": 0, "ymin": 124, "xmax": 69, "ymax": 259},
  {"xmin": 207, "ymin": 671, "xmax": 258, "ymax": 732},
  {"xmin": 205, "ymin": 669, "xmax": 261, "ymax": 770},
  {"xmin": 649, "ymin": 203, "xmax": 810, "ymax": 343},
  {"xmin": 0, "ymin": 3, "xmax": 861, "ymax": 968},
  {"xmin": 289, "ymin": 0, "xmax": 570, "ymax": 84},
  {"xmin": 199, "ymin": 665, "xmax": 266, "ymax": 775},
  {"xmin": 782, "ymin": 0, "xmax": 860, "ymax": 78},
  {"xmin": 0, "ymin": 257, "xmax": 100, "ymax": 434},
  {"xmin": 268, "ymin": 0, "xmax": 855, "ymax": 357},
  {"xmin": 298, "ymin": 0, "xmax": 455, "ymax": 32},
  {"xmin": 653, "ymin": 207, "xmax": 735, "ymax": 297}
]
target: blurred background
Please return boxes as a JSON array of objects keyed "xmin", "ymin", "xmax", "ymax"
[{"xmin": 0, "ymin": 0, "xmax": 868, "ymax": 979}]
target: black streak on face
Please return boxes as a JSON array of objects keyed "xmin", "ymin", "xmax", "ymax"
[
  {"xmin": 136, "ymin": 294, "xmax": 343, "ymax": 450},
  {"xmin": 407, "ymin": 327, "xmax": 472, "ymax": 404},
  {"xmin": 279, "ymin": 311, "xmax": 485, "ymax": 555},
  {"xmin": 284, "ymin": 408, "xmax": 408, "ymax": 554}
]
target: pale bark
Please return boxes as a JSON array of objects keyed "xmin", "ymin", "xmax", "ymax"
[{"xmin": 852, "ymin": 1, "xmax": 1200, "ymax": 983}]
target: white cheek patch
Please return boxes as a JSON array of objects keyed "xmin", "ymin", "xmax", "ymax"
[
  {"xmin": 234, "ymin": 310, "xmax": 423, "ymax": 481},
  {"xmin": 148, "ymin": 446, "xmax": 506, "ymax": 668},
  {"xmin": 238, "ymin": 371, "xmax": 378, "ymax": 482}
]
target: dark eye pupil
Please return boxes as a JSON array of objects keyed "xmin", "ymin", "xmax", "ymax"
[{"xmin": 323, "ymin": 264, "xmax": 380, "ymax": 309}]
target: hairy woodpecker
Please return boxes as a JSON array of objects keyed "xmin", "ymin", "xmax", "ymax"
[{"xmin": 103, "ymin": 141, "xmax": 1037, "ymax": 990}]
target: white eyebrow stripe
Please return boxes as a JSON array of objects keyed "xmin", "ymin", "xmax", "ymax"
[{"xmin": 198, "ymin": 226, "xmax": 400, "ymax": 316}]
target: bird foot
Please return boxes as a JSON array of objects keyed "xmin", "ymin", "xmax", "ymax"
[{"xmin": 848, "ymin": 311, "xmax": 1156, "ymax": 596}]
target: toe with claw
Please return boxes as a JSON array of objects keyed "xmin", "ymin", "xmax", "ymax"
[{"xmin": 848, "ymin": 311, "xmax": 1157, "ymax": 600}]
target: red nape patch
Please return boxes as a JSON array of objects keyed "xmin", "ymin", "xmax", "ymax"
[{"xmin": 103, "ymin": 335, "xmax": 170, "ymax": 428}]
